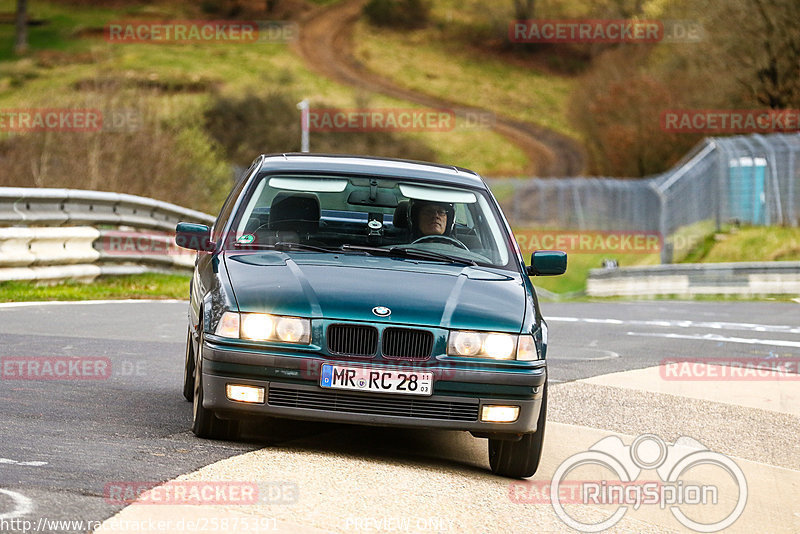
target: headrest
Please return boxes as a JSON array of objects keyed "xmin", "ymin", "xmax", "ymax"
[
  {"xmin": 393, "ymin": 200, "xmax": 410, "ymax": 229},
  {"xmin": 269, "ymin": 192, "xmax": 320, "ymax": 233}
]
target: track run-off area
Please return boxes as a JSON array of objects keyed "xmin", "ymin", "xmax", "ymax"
[{"xmin": 0, "ymin": 300, "xmax": 798, "ymax": 533}]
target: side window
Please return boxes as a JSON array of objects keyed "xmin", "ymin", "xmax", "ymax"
[
  {"xmin": 469, "ymin": 203, "xmax": 494, "ymax": 252},
  {"xmin": 454, "ymin": 203, "xmax": 475, "ymax": 228},
  {"xmin": 212, "ymin": 164, "xmax": 257, "ymax": 243}
]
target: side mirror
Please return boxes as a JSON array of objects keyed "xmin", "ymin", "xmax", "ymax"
[
  {"xmin": 175, "ymin": 222, "xmax": 214, "ymax": 252},
  {"xmin": 526, "ymin": 250, "xmax": 567, "ymax": 276}
]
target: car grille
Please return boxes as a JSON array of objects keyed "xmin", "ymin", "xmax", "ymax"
[
  {"xmin": 268, "ymin": 386, "xmax": 478, "ymax": 422},
  {"xmin": 382, "ymin": 328, "xmax": 433, "ymax": 360},
  {"xmin": 327, "ymin": 324, "xmax": 378, "ymax": 357}
]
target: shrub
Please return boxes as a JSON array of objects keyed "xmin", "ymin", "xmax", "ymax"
[
  {"xmin": 363, "ymin": 0, "xmax": 430, "ymax": 30},
  {"xmin": 203, "ymin": 92, "xmax": 436, "ymax": 165},
  {"xmin": 0, "ymin": 89, "xmax": 231, "ymax": 215}
]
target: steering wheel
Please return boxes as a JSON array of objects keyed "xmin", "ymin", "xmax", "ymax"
[{"xmin": 411, "ymin": 235, "xmax": 469, "ymax": 250}]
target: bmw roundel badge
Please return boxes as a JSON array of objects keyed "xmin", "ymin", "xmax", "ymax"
[{"xmin": 372, "ymin": 306, "xmax": 391, "ymax": 317}]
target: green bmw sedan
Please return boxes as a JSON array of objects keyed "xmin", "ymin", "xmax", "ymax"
[{"xmin": 176, "ymin": 154, "xmax": 566, "ymax": 478}]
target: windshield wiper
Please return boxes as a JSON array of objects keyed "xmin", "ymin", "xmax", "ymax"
[
  {"xmin": 232, "ymin": 241, "xmax": 339, "ymax": 254},
  {"xmin": 340, "ymin": 244, "xmax": 477, "ymax": 266},
  {"xmin": 274, "ymin": 242, "xmax": 340, "ymax": 253},
  {"xmin": 399, "ymin": 247, "xmax": 478, "ymax": 266}
]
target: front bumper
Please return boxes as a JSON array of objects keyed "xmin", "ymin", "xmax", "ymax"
[{"xmin": 200, "ymin": 338, "xmax": 547, "ymax": 434}]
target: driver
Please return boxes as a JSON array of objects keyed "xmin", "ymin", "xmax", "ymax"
[{"xmin": 409, "ymin": 200, "xmax": 455, "ymax": 239}]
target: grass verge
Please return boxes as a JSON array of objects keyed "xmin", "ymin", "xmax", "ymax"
[
  {"xmin": 0, "ymin": 273, "xmax": 190, "ymax": 302},
  {"xmin": 693, "ymin": 226, "xmax": 800, "ymax": 263},
  {"xmin": 352, "ymin": 9, "xmax": 578, "ymax": 139},
  {"xmin": 526, "ymin": 251, "xmax": 659, "ymax": 295},
  {"xmin": 529, "ymin": 225, "xmax": 800, "ymax": 299}
]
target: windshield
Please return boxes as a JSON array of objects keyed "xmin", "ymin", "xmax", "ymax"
[{"xmin": 225, "ymin": 173, "xmax": 513, "ymax": 269}]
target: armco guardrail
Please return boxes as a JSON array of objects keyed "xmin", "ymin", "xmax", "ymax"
[
  {"xmin": 0, "ymin": 187, "xmax": 214, "ymax": 230},
  {"xmin": 587, "ymin": 262, "xmax": 800, "ymax": 297},
  {"xmin": 0, "ymin": 187, "xmax": 214, "ymax": 282}
]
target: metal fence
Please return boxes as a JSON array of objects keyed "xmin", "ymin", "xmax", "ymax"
[{"xmin": 490, "ymin": 132, "xmax": 800, "ymax": 262}]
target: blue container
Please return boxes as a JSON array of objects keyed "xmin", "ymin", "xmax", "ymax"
[{"xmin": 728, "ymin": 157, "xmax": 767, "ymax": 224}]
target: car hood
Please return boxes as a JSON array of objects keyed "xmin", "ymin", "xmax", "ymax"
[{"xmin": 224, "ymin": 252, "xmax": 526, "ymax": 332}]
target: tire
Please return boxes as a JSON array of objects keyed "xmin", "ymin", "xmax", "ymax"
[
  {"xmin": 192, "ymin": 332, "xmax": 240, "ymax": 440},
  {"xmin": 182, "ymin": 327, "xmax": 195, "ymax": 402},
  {"xmin": 488, "ymin": 382, "xmax": 547, "ymax": 478}
]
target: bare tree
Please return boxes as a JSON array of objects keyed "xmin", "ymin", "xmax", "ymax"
[
  {"xmin": 694, "ymin": 0, "xmax": 800, "ymax": 109},
  {"xmin": 747, "ymin": 0, "xmax": 800, "ymax": 108},
  {"xmin": 14, "ymin": 0, "xmax": 28, "ymax": 55},
  {"xmin": 511, "ymin": 0, "xmax": 535, "ymax": 20}
]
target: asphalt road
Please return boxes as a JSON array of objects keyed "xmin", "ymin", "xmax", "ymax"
[{"xmin": 0, "ymin": 300, "xmax": 798, "ymax": 533}]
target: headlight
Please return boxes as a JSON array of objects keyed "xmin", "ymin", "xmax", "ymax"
[
  {"xmin": 451, "ymin": 331, "xmax": 482, "ymax": 356},
  {"xmin": 275, "ymin": 317, "xmax": 308, "ymax": 343},
  {"xmin": 215, "ymin": 312, "xmax": 310, "ymax": 344},
  {"xmin": 447, "ymin": 331, "xmax": 516, "ymax": 360},
  {"xmin": 484, "ymin": 333, "xmax": 515, "ymax": 358},
  {"xmin": 241, "ymin": 313, "xmax": 274, "ymax": 341}
]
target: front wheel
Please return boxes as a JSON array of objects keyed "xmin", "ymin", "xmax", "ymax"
[
  {"xmin": 488, "ymin": 383, "xmax": 547, "ymax": 478},
  {"xmin": 192, "ymin": 333, "xmax": 240, "ymax": 440},
  {"xmin": 182, "ymin": 327, "xmax": 195, "ymax": 402}
]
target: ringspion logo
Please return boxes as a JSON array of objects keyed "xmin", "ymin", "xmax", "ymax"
[{"xmin": 546, "ymin": 434, "xmax": 747, "ymax": 532}]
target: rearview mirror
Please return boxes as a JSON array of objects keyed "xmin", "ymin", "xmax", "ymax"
[
  {"xmin": 347, "ymin": 190, "xmax": 399, "ymax": 208},
  {"xmin": 347, "ymin": 179, "xmax": 399, "ymax": 208},
  {"xmin": 175, "ymin": 222, "xmax": 214, "ymax": 252},
  {"xmin": 526, "ymin": 250, "xmax": 567, "ymax": 276}
]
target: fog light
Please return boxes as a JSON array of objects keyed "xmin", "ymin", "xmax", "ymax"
[
  {"xmin": 226, "ymin": 384, "xmax": 265, "ymax": 404},
  {"xmin": 481, "ymin": 405, "xmax": 520, "ymax": 423}
]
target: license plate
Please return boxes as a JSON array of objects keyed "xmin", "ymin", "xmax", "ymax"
[{"xmin": 320, "ymin": 364, "xmax": 433, "ymax": 396}]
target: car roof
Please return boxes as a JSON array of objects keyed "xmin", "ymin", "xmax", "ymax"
[{"xmin": 256, "ymin": 153, "xmax": 487, "ymax": 188}]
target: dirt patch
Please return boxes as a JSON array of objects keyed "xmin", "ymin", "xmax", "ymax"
[
  {"xmin": 0, "ymin": 13, "xmax": 47, "ymax": 25},
  {"xmin": 41, "ymin": 0, "xmax": 315, "ymax": 20},
  {"xmin": 34, "ymin": 50, "xmax": 101, "ymax": 68},
  {"xmin": 72, "ymin": 75, "xmax": 220, "ymax": 94},
  {"xmin": 293, "ymin": 0, "xmax": 585, "ymax": 176}
]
